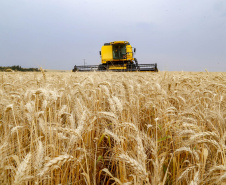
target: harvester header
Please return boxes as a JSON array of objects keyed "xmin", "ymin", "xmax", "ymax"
[{"xmin": 72, "ymin": 41, "xmax": 158, "ymax": 72}]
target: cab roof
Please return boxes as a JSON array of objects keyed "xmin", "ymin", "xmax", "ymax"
[{"xmin": 110, "ymin": 41, "xmax": 129, "ymax": 44}]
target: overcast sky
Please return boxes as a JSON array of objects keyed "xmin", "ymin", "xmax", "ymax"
[{"xmin": 0, "ymin": 0, "xmax": 226, "ymax": 71}]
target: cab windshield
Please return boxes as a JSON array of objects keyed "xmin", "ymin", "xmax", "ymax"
[{"xmin": 112, "ymin": 44, "xmax": 127, "ymax": 59}]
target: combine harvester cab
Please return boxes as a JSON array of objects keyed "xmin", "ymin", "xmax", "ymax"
[{"xmin": 72, "ymin": 41, "xmax": 158, "ymax": 72}]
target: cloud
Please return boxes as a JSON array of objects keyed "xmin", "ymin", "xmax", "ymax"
[{"xmin": 0, "ymin": 0, "xmax": 225, "ymax": 71}]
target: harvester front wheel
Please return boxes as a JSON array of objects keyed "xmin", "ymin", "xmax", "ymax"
[
  {"xmin": 72, "ymin": 65, "xmax": 78, "ymax": 72},
  {"xmin": 134, "ymin": 58, "xmax": 140, "ymax": 71},
  {"xmin": 98, "ymin": 64, "xmax": 107, "ymax": 71},
  {"xmin": 155, "ymin": 63, "xmax": 158, "ymax": 72}
]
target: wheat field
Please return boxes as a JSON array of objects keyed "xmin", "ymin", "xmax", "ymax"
[{"xmin": 0, "ymin": 71, "xmax": 225, "ymax": 185}]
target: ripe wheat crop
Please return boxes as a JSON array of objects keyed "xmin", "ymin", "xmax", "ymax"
[{"xmin": 0, "ymin": 71, "xmax": 225, "ymax": 184}]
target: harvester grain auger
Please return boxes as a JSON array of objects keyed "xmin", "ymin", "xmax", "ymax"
[{"xmin": 72, "ymin": 41, "xmax": 158, "ymax": 72}]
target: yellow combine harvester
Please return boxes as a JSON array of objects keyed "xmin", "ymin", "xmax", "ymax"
[{"xmin": 72, "ymin": 41, "xmax": 158, "ymax": 72}]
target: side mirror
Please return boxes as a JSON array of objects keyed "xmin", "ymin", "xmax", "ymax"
[
  {"xmin": 99, "ymin": 51, "xmax": 101, "ymax": 55},
  {"xmin": 134, "ymin": 48, "xmax": 136, "ymax": 53}
]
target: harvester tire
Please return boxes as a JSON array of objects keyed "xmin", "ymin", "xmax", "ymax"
[{"xmin": 98, "ymin": 64, "xmax": 107, "ymax": 71}]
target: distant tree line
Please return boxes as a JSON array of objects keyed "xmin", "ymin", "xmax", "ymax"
[{"xmin": 0, "ymin": 65, "xmax": 40, "ymax": 72}]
